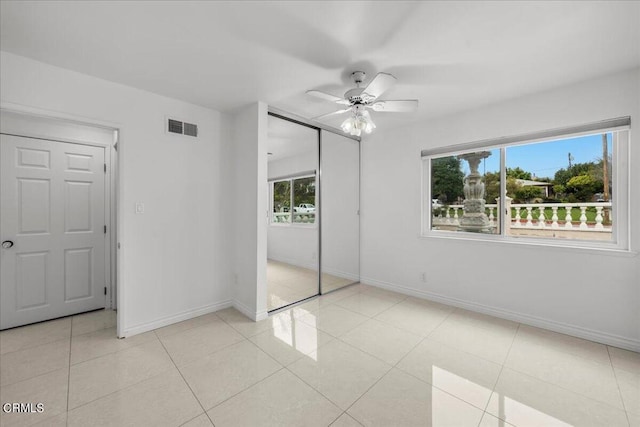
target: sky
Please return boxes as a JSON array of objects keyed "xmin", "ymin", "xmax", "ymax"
[{"xmin": 461, "ymin": 133, "xmax": 612, "ymax": 181}]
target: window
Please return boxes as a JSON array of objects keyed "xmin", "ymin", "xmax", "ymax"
[
  {"xmin": 422, "ymin": 118, "xmax": 630, "ymax": 250},
  {"xmin": 270, "ymin": 174, "xmax": 316, "ymax": 224}
]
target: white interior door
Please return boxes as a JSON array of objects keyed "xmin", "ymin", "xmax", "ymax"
[{"xmin": 1, "ymin": 134, "xmax": 106, "ymax": 329}]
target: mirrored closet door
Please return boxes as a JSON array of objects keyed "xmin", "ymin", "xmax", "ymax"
[
  {"xmin": 266, "ymin": 114, "xmax": 319, "ymax": 311},
  {"xmin": 320, "ymin": 131, "xmax": 360, "ymax": 293}
]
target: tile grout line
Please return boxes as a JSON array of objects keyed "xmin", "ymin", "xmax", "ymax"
[
  {"xmin": 333, "ymin": 288, "xmax": 408, "ymax": 320},
  {"xmin": 205, "ymin": 366, "xmax": 287, "ymax": 416},
  {"xmin": 334, "ymin": 300, "xmax": 457, "ymax": 422},
  {"xmin": 315, "ymin": 290, "xmax": 456, "ymax": 420},
  {"xmin": 63, "ymin": 339, "xmax": 176, "ymax": 415},
  {"xmin": 343, "ymin": 306, "xmax": 510, "ymax": 419},
  {"xmin": 178, "ymin": 413, "xmax": 210, "ymax": 427},
  {"xmin": 327, "ymin": 411, "xmax": 364, "ymax": 427},
  {"xmin": 499, "ymin": 329, "xmax": 631, "ymax": 416},
  {"xmin": 67, "ymin": 330, "xmax": 158, "ymax": 367},
  {"xmin": 282, "ymin": 361, "xmax": 354, "ymax": 418},
  {"xmin": 337, "ymin": 305, "xmax": 517, "ymax": 420},
  {"xmin": 0, "ymin": 334, "xmax": 71, "ymax": 357},
  {"xmin": 606, "ymin": 345, "xmax": 632, "ymax": 427},
  {"xmin": 154, "ymin": 329, "xmax": 218, "ymax": 427},
  {"xmin": 260, "ymin": 299, "xmax": 391, "ymax": 418},
  {"xmin": 162, "ymin": 326, "xmax": 289, "ymax": 423},
  {"xmin": 479, "ymin": 322, "xmax": 521, "ymax": 425},
  {"xmin": 150, "ymin": 312, "xmax": 224, "ymax": 341}
]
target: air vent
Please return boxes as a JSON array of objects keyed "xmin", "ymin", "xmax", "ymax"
[
  {"xmin": 183, "ymin": 122, "xmax": 198, "ymax": 137},
  {"xmin": 167, "ymin": 118, "xmax": 198, "ymax": 138},
  {"xmin": 168, "ymin": 119, "xmax": 183, "ymax": 134}
]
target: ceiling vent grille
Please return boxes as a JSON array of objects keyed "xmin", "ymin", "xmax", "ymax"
[{"xmin": 167, "ymin": 118, "xmax": 198, "ymax": 138}]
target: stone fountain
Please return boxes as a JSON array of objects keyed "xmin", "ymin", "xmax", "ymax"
[{"xmin": 457, "ymin": 151, "xmax": 494, "ymax": 233}]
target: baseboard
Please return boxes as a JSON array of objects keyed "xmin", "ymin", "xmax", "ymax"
[
  {"xmin": 268, "ymin": 257, "xmax": 358, "ymax": 282},
  {"xmin": 268, "ymin": 256, "xmax": 316, "ymax": 271},
  {"xmin": 255, "ymin": 309, "xmax": 269, "ymax": 321},
  {"xmin": 361, "ymin": 276, "xmax": 640, "ymax": 352},
  {"xmin": 121, "ymin": 299, "xmax": 233, "ymax": 338},
  {"xmin": 232, "ymin": 299, "xmax": 268, "ymax": 321},
  {"xmin": 321, "ymin": 266, "xmax": 360, "ymax": 282}
]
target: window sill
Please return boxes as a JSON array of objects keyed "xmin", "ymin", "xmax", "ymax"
[
  {"xmin": 419, "ymin": 231, "xmax": 637, "ymax": 258},
  {"xmin": 270, "ymin": 223, "xmax": 317, "ymax": 229}
]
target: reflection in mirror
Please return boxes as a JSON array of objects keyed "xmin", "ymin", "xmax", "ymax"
[
  {"xmin": 430, "ymin": 365, "xmax": 570, "ymax": 426},
  {"xmin": 320, "ymin": 131, "xmax": 360, "ymax": 293},
  {"xmin": 267, "ymin": 115, "xmax": 319, "ymax": 311},
  {"xmin": 270, "ymin": 310, "xmax": 319, "ymax": 361}
]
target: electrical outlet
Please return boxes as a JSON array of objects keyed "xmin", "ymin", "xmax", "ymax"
[
  {"xmin": 421, "ymin": 272, "xmax": 427, "ymax": 283},
  {"xmin": 312, "ymin": 252, "xmax": 317, "ymax": 260}
]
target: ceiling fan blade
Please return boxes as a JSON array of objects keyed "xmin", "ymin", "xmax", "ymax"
[
  {"xmin": 306, "ymin": 90, "xmax": 349, "ymax": 105},
  {"xmin": 362, "ymin": 72, "xmax": 397, "ymax": 99},
  {"xmin": 370, "ymin": 100, "xmax": 419, "ymax": 112},
  {"xmin": 312, "ymin": 108, "xmax": 352, "ymax": 120}
]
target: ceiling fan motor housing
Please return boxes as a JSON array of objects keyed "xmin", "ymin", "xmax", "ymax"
[
  {"xmin": 345, "ymin": 71, "xmax": 372, "ymax": 104},
  {"xmin": 344, "ymin": 87, "xmax": 367, "ymax": 103}
]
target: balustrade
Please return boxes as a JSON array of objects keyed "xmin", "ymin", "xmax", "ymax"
[
  {"xmin": 272, "ymin": 212, "xmax": 316, "ymax": 224},
  {"xmin": 432, "ymin": 202, "xmax": 612, "ymax": 232}
]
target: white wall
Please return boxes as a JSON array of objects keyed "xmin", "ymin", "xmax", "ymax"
[
  {"xmin": 267, "ymin": 150, "xmax": 318, "ymax": 269},
  {"xmin": 0, "ymin": 52, "xmax": 233, "ymax": 336},
  {"xmin": 231, "ymin": 102, "xmax": 268, "ymax": 320},
  {"xmin": 268, "ymin": 150, "xmax": 317, "ymax": 180},
  {"xmin": 361, "ymin": 68, "xmax": 640, "ymax": 351}
]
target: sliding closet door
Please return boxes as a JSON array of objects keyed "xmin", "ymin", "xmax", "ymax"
[
  {"xmin": 266, "ymin": 115, "xmax": 319, "ymax": 311},
  {"xmin": 320, "ymin": 131, "xmax": 360, "ymax": 293}
]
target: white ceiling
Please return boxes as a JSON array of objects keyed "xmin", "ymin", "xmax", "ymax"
[{"xmin": 1, "ymin": 1, "xmax": 639, "ymax": 132}]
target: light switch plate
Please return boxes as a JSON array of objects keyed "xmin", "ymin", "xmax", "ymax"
[{"xmin": 135, "ymin": 202, "xmax": 145, "ymax": 214}]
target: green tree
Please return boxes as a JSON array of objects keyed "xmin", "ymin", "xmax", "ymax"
[
  {"xmin": 484, "ymin": 171, "xmax": 500, "ymax": 203},
  {"xmin": 553, "ymin": 162, "xmax": 604, "ymax": 202},
  {"xmin": 273, "ymin": 180, "xmax": 290, "ymax": 212},
  {"xmin": 293, "ymin": 177, "xmax": 315, "ymax": 205},
  {"xmin": 483, "ymin": 173, "xmax": 522, "ymax": 202},
  {"xmin": 506, "ymin": 178, "xmax": 522, "ymax": 199},
  {"xmin": 566, "ymin": 174, "xmax": 600, "ymax": 201},
  {"xmin": 515, "ymin": 186, "xmax": 543, "ymax": 202},
  {"xmin": 554, "ymin": 162, "xmax": 597, "ymax": 186},
  {"xmin": 506, "ymin": 167, "xmax": 532, "ymax": 180},
  {"xmin": 431, "ymin": 156, "xmax": 464, "ymax": 203}
]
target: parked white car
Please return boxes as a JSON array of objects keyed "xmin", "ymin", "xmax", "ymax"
[
  {"xmin": 294, "ymin": 203, "xmax": 315, "ymax": 213},
  {"xmin": 432, "ymin": 199, "xmax": 443, "ymax": 209}
]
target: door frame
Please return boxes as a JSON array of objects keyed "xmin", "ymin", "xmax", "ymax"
[{"xmin": 0, "ymin": 104, "xmax": 120, "ymax": 323}]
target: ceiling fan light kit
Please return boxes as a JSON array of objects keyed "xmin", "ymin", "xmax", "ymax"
[
  {"xmin": 341, "ymin": 106, "xmax": 376, "ymax": 137},
  {"xmin": 307, "ymin": 70, "xmax": 418, "ymax": 136}
]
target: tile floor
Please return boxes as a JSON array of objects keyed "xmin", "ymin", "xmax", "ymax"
[
  {"xmin": 267, "ymin": 260, "xmax": 356, "ymax": 311},
  {"xmin": 1, "ymin": 284, "xmax": 639, "ymax": 426}
]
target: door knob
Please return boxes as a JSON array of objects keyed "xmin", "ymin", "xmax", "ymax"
[{"xmin": 2, "ymin": 240, "xmax": 14, "ymax": 249}]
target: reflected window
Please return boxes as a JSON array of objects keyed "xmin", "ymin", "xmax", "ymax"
[
  {"xmin": 270, "ymin": 174, "xmax": 316, "ymax": 224},
  {"xmin": 431, "ymin": 365, "xmax": 571, "ymax": 426},
  {"xmin": 272, "ymin": 180, "xmax": 291, "ymax": 223}
]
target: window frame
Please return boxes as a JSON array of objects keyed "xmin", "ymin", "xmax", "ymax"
[
  {"xmin": 269, "ymin": 172, "xmax": 318, "ymax": 228},
  {"xmin": 421, "ymin": 118, "xmax": 631, "ymax": 252}
]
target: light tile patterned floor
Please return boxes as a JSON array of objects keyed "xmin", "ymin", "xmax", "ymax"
[
  {"xmin": 1, "ymin": 285, "xmax": 638, "ymax": 426},
  {"xmin": 267, "ymin": 260, "xmax": 356, "ymax": 311}
]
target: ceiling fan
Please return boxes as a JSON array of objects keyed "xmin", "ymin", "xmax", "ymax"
[{"xmin": 306, "ymin": 71, "xmax": 418, "ymax": 136}]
